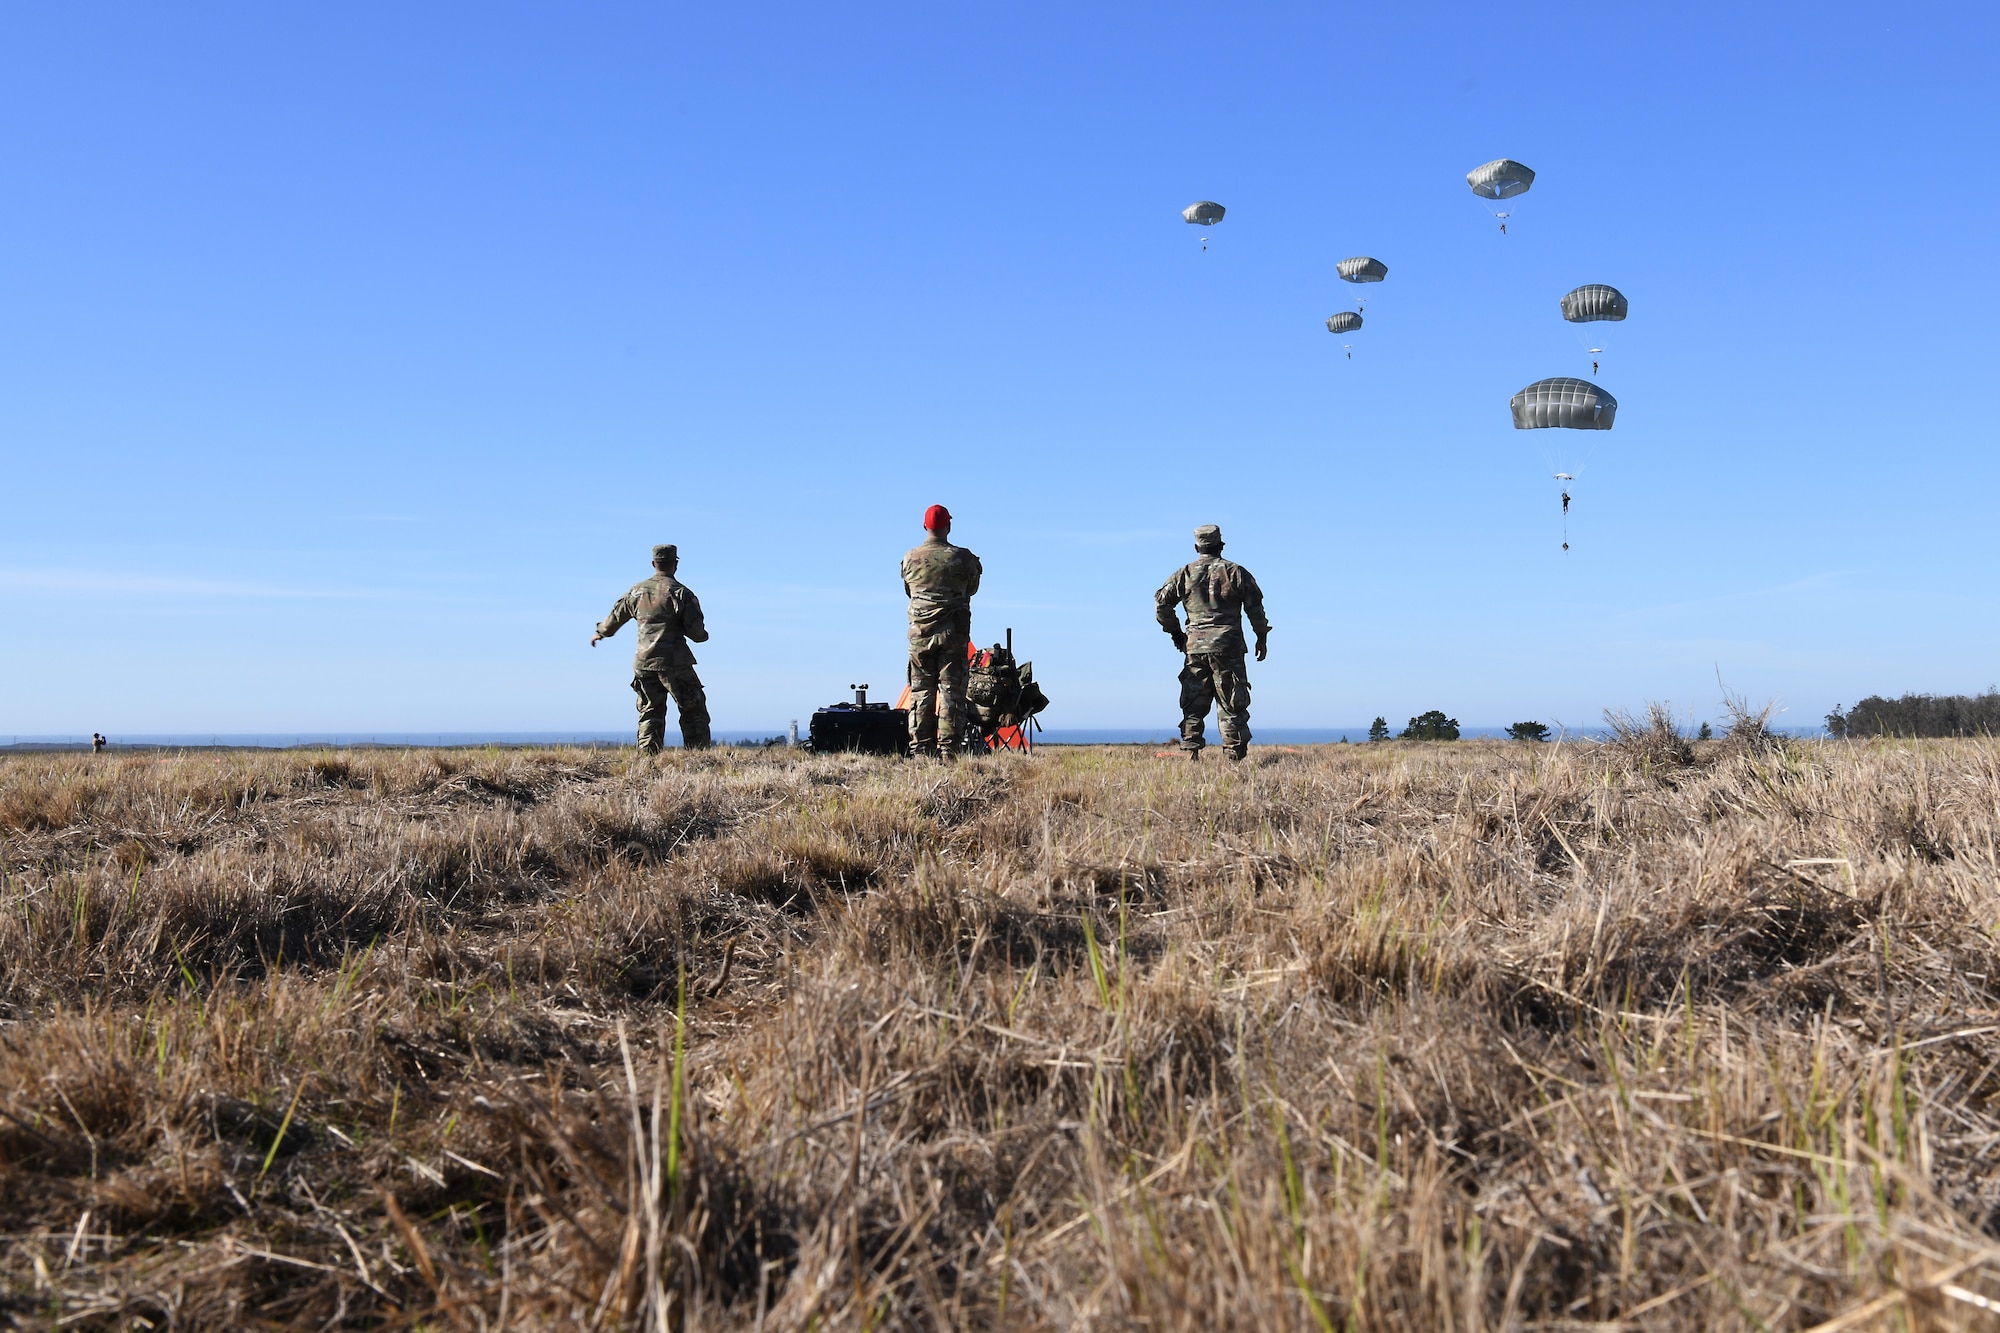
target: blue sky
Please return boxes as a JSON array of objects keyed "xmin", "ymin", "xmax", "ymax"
[{"xmin": 3, "ymin": 2, "xmax": 1995, "ymax": 736}]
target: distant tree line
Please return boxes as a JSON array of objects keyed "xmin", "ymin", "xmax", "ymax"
[
  {"xmin": 1359, "ymin": 715, "xmax": 1557, "ymax": 742},
  {"xmin": 1364, "ymin": 712, "xmax": 1465, "ymax": 742},
  {"xmin": 1827, "ymin": 691, "xmax": 2000, "ymax": 738}
]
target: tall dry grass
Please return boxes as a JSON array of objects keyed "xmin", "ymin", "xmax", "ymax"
[{"xmin": 0, "ymin": 737, "xmax": 1997, "ymax": 1329}]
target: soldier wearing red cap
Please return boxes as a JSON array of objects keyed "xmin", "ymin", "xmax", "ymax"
[{"xmin": 901, "ymin": 505, "xmax": 983, "ymax": 757}]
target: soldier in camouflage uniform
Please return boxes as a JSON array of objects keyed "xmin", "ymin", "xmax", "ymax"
[
  {"xmin": 592, "ymin": 544, "xmax": 712, "ymax": 753},
  {"xmin": 1155, "ymin": 524, "xmax": 1269, "ymax": 762},
  {"xmin": 902, "ymin": 504, "xmax": 982, "ymax": 757}
]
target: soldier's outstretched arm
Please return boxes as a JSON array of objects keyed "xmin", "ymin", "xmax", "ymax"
[{"xmin": 592, "ymin": 592, "xmax": 636, "ymax": 647}]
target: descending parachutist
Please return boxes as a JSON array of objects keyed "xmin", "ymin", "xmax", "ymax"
[
  {"xmin": 1561, "ymin": 490, "xmax": 1570, "ymax": 515},
  {"xmin": 1592, "ymin": 360, "xmax": 1599, "ymax": 376}
]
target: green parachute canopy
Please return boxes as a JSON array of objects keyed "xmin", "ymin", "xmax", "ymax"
[
  {"xmin": 1466, "ymin": 159, "xmax": 1535, "ymax": 201},
  {"xmin": 1561, "ymin": 284, "xmax": 1629, "ymax": 323},
  {"xmin": 1182, "ymin": 200, "xmax": 1226, "ymax": 225},
  {"xmin": 1511, "ymin": 378, "xmax": 1616, "ymax": 430},
  {"xmin": 1336, "ymin": 256, "xmax": 1388, "ymax": 283},
  {"xmin": 1325, "ymin": 312, "xmax": 1363, "ymax": 334}
]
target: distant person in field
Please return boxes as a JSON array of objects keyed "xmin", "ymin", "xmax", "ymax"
[
  {"xmin": 1155, "ymin": 524, "xmax": 1270, "ymax": 762},
  {"xmin": 902, "ymin": 504, "xmax": 982, "ymax": 758},
  {"xmin": 592, "ymin": 543, "xmax": 712, "ymax": 753},
  {"xmin": 91, "ymin": 733, "xmax": 106, "ymax": 753}
]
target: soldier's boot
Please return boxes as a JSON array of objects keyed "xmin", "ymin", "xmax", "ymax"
[
  {"xmin": 1187, "ymin": 746, "xmax": 1202, "ymax": 763},
  {"xmin": 1225, "ymin": 746, "xmax": 1247, "ymax": 762}
]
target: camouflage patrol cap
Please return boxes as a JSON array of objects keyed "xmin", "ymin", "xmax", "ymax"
[
  {"xmin": 1193, "ymin": 524, "xmax": 1224, "ymax": 551},
  {"xmin": 651, "ymin": 544, "xmax": 677, "ymax": 565}
]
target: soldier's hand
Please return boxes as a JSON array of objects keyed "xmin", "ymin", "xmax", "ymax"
[
  {"xmin": 1254, "ymin": 637, "xmax": 1268, "ymax": 662},
  {"xmin": 1171, "ymin": 634, "xmax": 1188, "ymax": 653}
]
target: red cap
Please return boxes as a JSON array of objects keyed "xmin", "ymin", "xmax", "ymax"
[{"xmin": 923, "ymin": 504, "xmax": 952, "ymax": 532}]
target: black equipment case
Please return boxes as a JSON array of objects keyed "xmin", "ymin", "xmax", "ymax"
[{"xmin": 808, "ymin": 685, "xmax": 907, "ymax": 756}]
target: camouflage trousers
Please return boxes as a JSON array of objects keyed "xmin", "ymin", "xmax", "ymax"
[
  {"xmin": 632, "ymin": 667, "xmax": 711, "ymax": 753},
  {"xmin": 1179, "ymin": 651, "xmax": 1251, "ymax": 756},
  {"xmin": 907, "ymin": 633, "xmax": 970, "ymax": 754}
]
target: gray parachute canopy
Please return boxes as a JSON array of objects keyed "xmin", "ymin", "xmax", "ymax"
[
  {"xmin": 1511, "ymin": 378, "xmax": 1616, "ymax": 430},
  {"xmin": 1561, "ymin": 284, "xmax": 1628, "ymax": 323},
  {"xmin": 1337, "ymin": 256, "xmax": 1388, "ymax": 283},
  {"xmin": 1182, "ymin": 200, "xmax": 1226, "ymax": 225},
  {"xmin": 1466, "ymin": 159, "xmax": 1535, "ymax": 200},
  {"xmin": 1325, "ymin": 312, "xmax": 1364, "ymax": 334}
]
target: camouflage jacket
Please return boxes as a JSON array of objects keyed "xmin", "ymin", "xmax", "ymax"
[
  {"xmin": 597, "ymin": 573, "xmax": 709, "ymax": 669},
  {"xmin": 901, "ymin": 538, "xmax": 982, "ymax": 645},
  {"xmin": 1155, "ymin": 555, "xmax": 1269, "ymax": 656}
]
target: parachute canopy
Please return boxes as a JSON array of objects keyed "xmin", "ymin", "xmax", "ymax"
[
  {"xmin": 1511, "ymin": 378, "xmax": 1616, "ymax": 430},
  {"xmin": 1561, "ymin": 284, "xmax": 1629, "ymax": 323},
  {"xmin": 1337, "ymin": 256, "xmax": 1388, "ymax": 283},
  {"xmin": 1467, "ymin": 159, "xmax": 1535, "ymax": 200},
  {"xmin": 1325, "ymin": 312, "xmax": 1363, "ymax": 334},
  {"xmin": 1182, "ymin": 200, "xmax": 1226, "ymax": 225}
]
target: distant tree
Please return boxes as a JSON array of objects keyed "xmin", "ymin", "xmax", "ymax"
[
  {"xmin": 1367, "ymin": 716, "xmax": 1390, "ymax": 743},
  {"xmin": 1505, "ymin": 721, "xmax": 1550, "ymax": 742},
  {"xmin": 1827, "ymin": 691, "xmax": 2000, "ymax": 738},
  {"xmin": 1697, "ymin": 721, "xmax": 1713, "ymax": 741},
  {"xmin": 1401, "ymin": 710, "xmax": 1460, "ymax": 741}
]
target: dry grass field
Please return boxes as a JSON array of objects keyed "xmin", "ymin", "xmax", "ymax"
[{"xmin": 2, "ymin": 728, "xmax": 1998, "ymax": 1330}]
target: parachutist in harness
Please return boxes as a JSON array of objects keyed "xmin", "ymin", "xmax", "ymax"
[
  {"xmin": 1332, "ymin": 260, "xmax": 1383, "ymax": 362},
  {"xmin": 1181, "ymin": 200, "xmax": 1225, "ymax": 254},
  {"xmin": 1563, "ymin": 288, "xmax": 1626, "ymax": 379},
  {"xmin": 1467, "ymin": 159, "xmax": 1533, "ymax": 235},
  {"xmin": 1548, "ymin": 468, "xmax": 1580, "ymax": 551}
]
